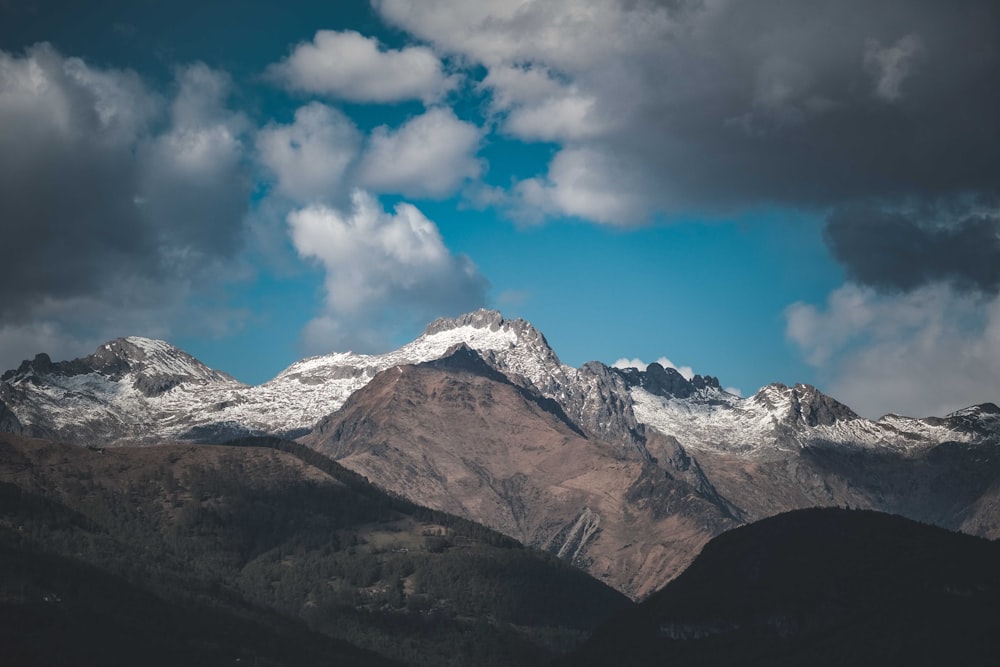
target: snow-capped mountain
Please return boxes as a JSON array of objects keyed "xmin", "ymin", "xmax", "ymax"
[
  {"xmin": 2, "ymin": 309, "xmax": 1000, "ymax": 598},
  {"xmin": 0, "ymin": 337, "xmax": 241, "ymax": 443},
  {"xmin": 250, "ymin": 309, "xmax": 576, "ymax": 437},
  {"xmin": 630, "ymin": 378, "xmax": 999, "ymax": 456},
  {"xmin": 0, "ymin": 310, "xmax": 584, "ymax": 444},
  {"xmin": 1, "ymin": 309, "xmax": 996, "ymax": 454}
]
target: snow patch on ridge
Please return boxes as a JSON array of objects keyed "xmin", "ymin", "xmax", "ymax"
[
  {"xmin": 3, "ymin": 309, "xmax": 997, "ymax": 453},
  {"xmin": 631, "ymin": 384, "xmax": 977, "ymax": 456},
  {"xmin": 1, "ymin": 310, "xmax": 574, "ymax": 443},
  {"xmin": 632, "ymin": 387, "xmax": 783, "ymax": 454}
]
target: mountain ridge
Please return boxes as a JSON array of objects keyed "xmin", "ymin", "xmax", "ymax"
[
  {"xmin": 2, "ymin": 309, "xmax": 1000, "ymax": 597},
  {"xmin": 2, "ymin": 309, "xmax": 994, "ymax": 447}
]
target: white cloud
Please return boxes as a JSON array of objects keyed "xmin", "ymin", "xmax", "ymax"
[
  {"xmin": 267, "ymin": 30, "xmax": 455, "ymax": 103},
  {"xmin": 514, "ymin": 148, "xmax": 651, "ymax": 225},
  {"xmin": 254, "ymin": 103, "xmax": 482, "ymax": 213},
  {"xmin": 250, "ymin": 104, "xmax": 484, "ymax": 284},
  {"xmin": 359, "ymin": 107, "xmax": 482, "ymax": 198},
  {"xmin": 612, "ymin": 356, "xmax": 695, "ymax": 380},
  {"xmin": 256, "ymin": 102, "xmax": 361, "ymax": 203},
  {"xmin": 374, "ymin": 0, "xmax": 687, "ymax": 225},
  {"xmin": 864, "ymin": 34, "xmax": 923, "ymax": 102},
  {"xmin": 503, "ymin": 93, "xmax": 599, "ymax": 142},
  {"xmin": 483, "ymin": 65, "xmax": 603, "ymax": 142},
  {"xmin": 0, "ymin": 44, "xmax": 156, "ymax": 157},
  {"xmin": 785, "ymin": 285, "xmax": 878, "ymax": 366},
  {"xmin": 287, "ymin": 190, "xmax": 488, "ymax": 353},
  {"xmin": 786, "ymin": 284, "xmax": 1000, "ymax": 418}
]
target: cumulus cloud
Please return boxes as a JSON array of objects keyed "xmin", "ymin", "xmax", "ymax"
[
  {"xmin": 254, "ymin": 103, "xmax": 483, "ymax": 208},
  {"xmin": 248, "ymin": 103, "xmax": 489, "ymax": 345},
  {"xmin": 287, "ymin": 190, "xmax": 488, "ymax": 353},
  {"xmin": 786, "ymin": 284, "xmax": 1000, "ymax": 418},
  {"xmin": 256, "ymin": 101, "xmax": 361, "ymax": 204},
  {"xmin": 514, "ymin": 147, "xmax": 652, "ymax": 225},
  {"xmin": 376, "ymin": 0, "xmax": 1000, "ymax": 225},
  {"xmin": 358, "ymin": 107, "xmax": 482, "ymax": 199},
  {"xmin": 0, "ymin": 44, "xmax": 251, "ymax": 370},
  {"xmin": 483, "ymin": 64, "xmax": 603, "ymax": 142},
  {"xmin": 267, "ymin": 29, "xmax": 456, "ymax": 103}
]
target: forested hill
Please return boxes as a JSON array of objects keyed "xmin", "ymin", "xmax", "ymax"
[{"xmin": 0, "ymin": 433, "xmax": 629, "ymax": 667}]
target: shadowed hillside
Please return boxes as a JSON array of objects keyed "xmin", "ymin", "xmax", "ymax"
[
  {"xmin": 564, "ymin": 508, "xmax": 1000, "ymax": 666},
  {"xmin": 0, "ymin": 540, "xmax": 398, "ymax": 667},
  {"xmin": 0, "ymin": 433, "xmax": 629, "ymax": 667}
]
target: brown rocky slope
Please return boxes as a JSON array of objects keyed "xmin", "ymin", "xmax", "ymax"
[
  {"xmin": 303, "ymin": 345, "xmax": 739, "ymax": 599},
  {"xmin": 304, "ymin": 345, "xmax": 1000, "ymax": 600}
]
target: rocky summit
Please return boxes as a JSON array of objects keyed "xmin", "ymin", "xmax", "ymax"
[{"xmin": 2, "ymin": 309, "xmax": 1000, "ymax": 597}]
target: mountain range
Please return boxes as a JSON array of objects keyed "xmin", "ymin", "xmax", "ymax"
[{"xmin": 2, "ymin": 309, "xmax": 999, "ymax": 598}]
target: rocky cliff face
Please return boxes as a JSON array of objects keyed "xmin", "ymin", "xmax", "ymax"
[{"xmin": 0, "ymin": 390, "xmax": 23, "ymax": 435}]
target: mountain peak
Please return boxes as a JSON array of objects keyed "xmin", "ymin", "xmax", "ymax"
[
  {"xmin": 943, "ymin": 402, "xmax": 1000, "ymax": 436},
  {"xmin": 422, "ymin": 309, "xmax": 552, "ymax": 350},
  {"xmin": 1, "ymin": 337, "xmax": 235, "ymax": 397},
  {"xmin": 752, "ymin": 382, "xmax": 859, "ymax": 426},
  {"xmin": 415, "ymin": 310, "xmax": 562, "ymax": 383},
  {"xmin": 96, "ymin": 336, "xmax": 179, "ymax": 366},
  {"xmin": 423, "ymin": 309, "xmax": 507, "ymax": 335},
  {"xmin": 947, "ymin": 402, "xmax": 1000, "ymax": 418}
]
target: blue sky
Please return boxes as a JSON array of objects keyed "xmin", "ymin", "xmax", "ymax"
[{"xmin": 2, "ymin": 1, "xmax": 999, "ymax": 418}]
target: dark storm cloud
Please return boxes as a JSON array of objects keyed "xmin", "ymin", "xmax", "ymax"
[
  {"xmin": 0, "ymin": 45, "xmax": 250, "ymax": 321},
  {"xmin": 824, "ymin": 204, "xmax": 1000, "ymax": 294},
  {"xmin": 627, "ymin": 0, "xmax": 1000, "ymax": 210}
]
